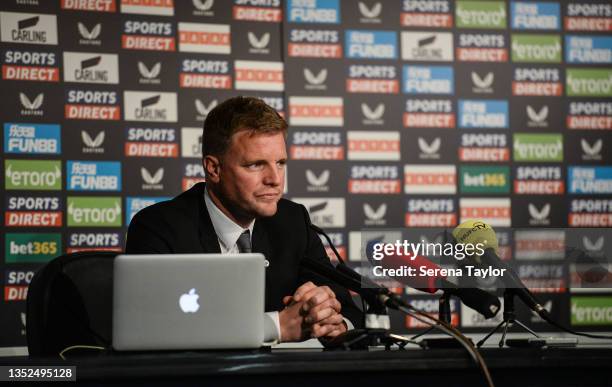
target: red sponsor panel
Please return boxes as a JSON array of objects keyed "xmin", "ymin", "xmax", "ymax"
[
  {"xmin": 235, "ymin": 69, "xmax": 283, "ymax": 83},
  {"xmin": 405, "ymin": 213, "xmax": 456, "ymax": 227},
  {"xmin": 182, "ymin": 177, "xmax": 206, "ymax": 191},
  {"xmin": 514, "ymin": 181, "xmax": 564, "ymax": 194},
  {"xmin": 348, "ymin": 180, "xmax": 401, "ymax": 194},
  {"xmin": 564, "ymin": 17, "xmax": 612, "ymax": 31},
  {"xmin": 567, "ymin": 116, "xmax": 612, "ymax": 130},
  {"xmin": 2, "ymin": 65, "xmax": 59, "ymax": 82},
  {"xmin": 522, "ymin": 279, "xmax": 566, "ymax": 293},
  {"xmin": 461, "ymin": 207, "xmax": 510, "ymax": 219},
  {"xmin": 406, "ymin": 313, "xmax": 459, "ymax": 328},
  {"xmin": 5, "ymin": 286, "xmax": 28, "ymax": 301},
  {"xmin": 346, "ymin": 79, "xmax": 399, "ymax": 94},
  {"xmin": 290, "ymin": 146, "xmax": 344, "ymax": 160},
  {"xmin": 290, "ymin": 105, "xmax": 343, "ymax": 118},
  {"xmin": 287, "ymin": 43, "xmax": 342, "ymax": 58},
  {"xmin": 233, "ymin": 6, "xmax": 282, "ymax": 22},
  {"xmin": 179, "ymin": 31, "xmax": 229, "ymax": 46},
  {"xmin": 65, "ymin": 104, "xmax": 120, "ymax": 120},
  {"xmin": 349, "ymin": 140, "xmax": 399, "ymax": 152},
  {"xmin": 403, "ymin": 113, "xmax": 455, "ymax": 128},
  {"xmin": 5, "ymin": 211, "xmax": 62, "ymax": 227},
  {"xmin": 512, "ymin": 82, "xmax": 562, "ymax": 96},
  {"xmin": 401, "ymin": 13, "xmax": 453, "ymax": 28},
  {"xmin": 67, "ymin": 247, "xmax": 122, "ymax": 253},
  {"xmin": 61, "ymin": 0, "xmax": 117, "ymax": 11},
  {"xmin": 569, "ymin": 213, "xmax": 612, "ymax": 227},
  {"xmin": 405, "ymin": 173, "xmax": 455, "ymax": 185},
  {"xmin": 125, "ymin": 142, "xmax": 178, "ymax": 157},
  {"xmin": 179, "ymin": 73, "xmax": 232, "ymax": 88},
  {"xmin": 516, "ymin": 239, "xmax": 564, "ymax": 252},
  {"xmin": 122, "ymin": 0, "xmax": 172, "ymax": 5},
  {"xmin": 456, "ymin": 48, "xmax": 508, "ymax": 62},
  {"xmin": 459, "ymin": 148, "xmax": 509, "ymax": 162},
  {"xmin": 121, "ymin": 35, "xmax": 175, "ymax": 51}
]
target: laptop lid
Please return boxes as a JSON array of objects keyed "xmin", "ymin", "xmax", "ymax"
[{"xmin": 112, "ymin": 253, "xmax": 265, "ymax": 351}]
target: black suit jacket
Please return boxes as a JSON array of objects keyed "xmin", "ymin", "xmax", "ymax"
[{"xmin": 126, "ymin": 183, "xmax": 363, "ymax": 328}]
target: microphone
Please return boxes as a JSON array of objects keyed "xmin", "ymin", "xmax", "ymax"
[{"xmin": 452, "ymin": 220, "xmax": 549, "ymax": 317}]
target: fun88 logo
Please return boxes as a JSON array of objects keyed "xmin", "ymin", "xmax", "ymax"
[
  {"xmin": 346, "ymin": 30, "xmax": 397, "ymax": 59},
  {"xmin": 288, "ymin": 0, "xmax": 340, "ymax": 23},
  {"xmin": 67, "ymin": 161, "xmax": 121, "ymax": 191}
]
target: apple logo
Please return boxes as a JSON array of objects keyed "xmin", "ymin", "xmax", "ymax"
[{"xmin": 179, "ymin": 288, "xmax": 200, "ymax": 313}]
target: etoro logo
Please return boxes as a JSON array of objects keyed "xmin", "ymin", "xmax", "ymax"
[
  {"xmin": 0, "ymin": 12, "xmax": 58, "ymax": 45},
  {"xmin": 511, "ymin": 34, "xmax": 561, "ymax": 63},
  {"xmin": 5, "ymin": 159, "xmax": 61, "ymax": 190},
  {"xmin": 513, "ymin": 133, "xmax": 563, "ymax": 162},
  {"xmin": 67, "ymin": 196, "xmax": 122, "ymax": 227},
  {"xmin": 456, "ymin": 1, "xmax": 506, "ymax": 29},
  {"xmin": 571, "ymin": 297, "xmax": 612, "ymax": 326},
  {"xmin": 5, "ymin": 233, "xmax": 61, "ymax": 263},
  {"xmin": 567, "ymin": 69, "xmax": 612, "ymax": 97}
]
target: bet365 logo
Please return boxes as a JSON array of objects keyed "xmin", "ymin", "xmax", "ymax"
[{"xmin": 5, "ymin": 233, "xmax": 61, "ymax": 263}]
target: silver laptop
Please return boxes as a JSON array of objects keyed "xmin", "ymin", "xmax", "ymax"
[{"xmin": 112, "ymin": 253, "xmax": 265, "ymax": 351}]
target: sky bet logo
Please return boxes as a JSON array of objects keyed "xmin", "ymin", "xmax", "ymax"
[
  {"xmin": 566, "ymin": 36, "xmax": 612, "ymax": 64},
  {"xmin": 2, "ymin": 50, "xmax": 59, "ymax": 82},
  {"xmin": 345, "ymin": 30, "xmax": 396, "ymax": 59},
  {"xmin": 4, "ymin": 123, "xmax": 60, "ymax": 155},
  {"xmin": 458, "ymin": 100, "xmax": 508, "ymax": 129},
  {"xmin": 67, "ymin": 161, "xmax": 121, "ymax": 191},
  {"xmin": 67, "ymin": 196, "xmax": 121, "ymax": 227},
  {"xmin": 403, "ymin": 66, "xmax": 453, "ymax": 94},
  {"xmin": 0, "ymin": 12, "xmax": 58, "ymax": 45},
  {"xmin": 126, "ymin": 197, "xmax": 170, "ymax": 225},
  {"xmin": 63, "ymin": 52, "xmax": 119, "ymax": 84},
  {"xmin": 567, "ymin": 69, "xmax": 612, "ymax": 97},
  {"xmin": 511, "ymin": 2, "xmax": 560, "ymax": 30},
  {"xmin": 569, "ymin": 167, "xmax": 612, "ymax": 195},
  {"xmin": 288, "ymin": 0, "xmax": 339, "ymax": 23},
  {"xmin": 5, "ymin": 195, "xmax": 62, "ymax": 227},
  {"xmin": 5, "ymin": 159, "xmax": 61, "ymax": 191},
  {"xmin": 511, "ymin": 35, "xmax": 561, "ymax": 63},
  {"xmin": 5, "ymin": 233, "xmax": 61, "ymax": 263},
  {"xmin": 513, "ymin": 133, "xmax": 563, "ymax": 162},
  {"xmin": 456, "ymin": 1, "xmax": 506, "ymax": 29},
  {"xmin": 124, "ymin": 91, "xmax": 177, "ymax": 122}
]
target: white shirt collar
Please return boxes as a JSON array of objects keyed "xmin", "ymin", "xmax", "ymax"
[{"xmin": 204, "ymin": 187, "xmax": 255, "ymax": 252}]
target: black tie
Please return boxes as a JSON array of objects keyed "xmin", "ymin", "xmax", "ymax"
[{"xmin": 236, "ymin": 230, "xmax": 251, "ymax": 253}]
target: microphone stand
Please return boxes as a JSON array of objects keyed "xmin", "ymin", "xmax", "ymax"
[{"xmin": 410, "ymin": 291, "xmax": 452, "ymax": 340}]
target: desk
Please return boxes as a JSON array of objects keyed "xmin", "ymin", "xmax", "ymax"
[{"xmin": 2, "ymin": 346, "xmax": 612, "ymax": 386}]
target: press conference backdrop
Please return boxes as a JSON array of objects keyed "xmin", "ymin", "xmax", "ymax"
[{"xmin": 1, "ymin": 0, "xmax": 612, "ymax": 348}]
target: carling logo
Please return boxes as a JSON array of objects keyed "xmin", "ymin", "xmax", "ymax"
[
  {"xmin": 404, "ymin": 99, "xmax": 454, "ymax": 128},
  {"xmin": 67, "ymin": 196, "xmax": 122, "ymax": 227},
  {"xmin": 581, "ymin": 138, "xmax": 603, "ymax": 161},
  {"xmin": 358, "ymin": 1, "xmax": 382, "ymax": 24},
  {"xmin": 401, "ymin": 32, "xmax": 453, "ymax": 61},
  {"xmin": 345, "ymin": 30, "xmax": 396, "ymax": 59},
  {"xmin": 348, "ymin": 164, "xmax": 400, "ymax": 194},
  {"xmin": 288, "ymin": 28, "xmax": 341, "ymax": 58},
  {"xmin": 511, "ymin": 34, "xmax": 561, "ymax": 63},
  {"xmin": 567, "ymin": 68, "xmax": 612, "ymax": 97},
  {"xmin": 81, "ymin": 130, "xmax": 105, "ymax": 154},
  {"xmin": 124, "ymin": 91, "xmax": 177, "ymax": 122},
  {"xmin": 183, "ymin": 162, "xmax": 205, "ymax": 191},
  {"xmin": 346, "ymin": 65, "xmax": 398, "ymax": 93},
  {"xmin": 4, "ymin": 123, "xmax": 60, "ymax": 155},
  {"xmin": 566, "ymin": 36, "xmax": 612, "ymax": 64},
  {"xmin": 180, "ymin": 59, "xmax": 230, "ymax": 89},
  {"xmin": 304, "ymin": 67, "xmax": 327, "ymax": 90},
  {"xmin": 287, "ymin": 0, "xmax": 339, "ymax": 23},
  {"xmin": 460, "ymin": 165, "xmax": 509, "ymax": 194},
  {"xmin": 126, "ymin": 197, "xmax": 170, "ymax": 224},
  {"xmin": 289, "ymin": 96, "xmax": 343, "ymax": 126},
  {"xmin": 569, "ymin": 199, "xmax": 612, "ymax": 227},
  {"xmin": 77, "ymin": 22, "xmax": 102, "ymax": 45},
  {"xmin": 233, "ymin": 0, "xmax": 282, "ymax": 22},
  {"xmin": 138, "ymin": 61, "xmax": 161, "ymax": 84},
  {"xmin": 456, "ymin": 1, "xmax": 506, "ymax": 29},
  {"xmin": 511, "ymin": 2, "xmax": 560, "ymax": 30},
  {"xmin": 19, "ymin": 93, "xmax": 44, "ymax": 116},
  {"xmin": 569, "ymin": 167, "xmax": 612, "ymax": 194},
  {"xmin": 404, "ymin": 164, "xmax": 456, "ymax": 194},
  {"xmin": 178, "ymin": 22, "xmax": 230, "ymax": 54},
  {"xmin": 291, "ymin": 198, "xmax": 345, "ymax": 228},
  {"xmin": 0, "ymin": 12, "xmax": 58, "ymax": 45},
  {"xmin": 290, "ymin": 130, "xmax": 344, "ymax": 160},
  {"xmin": 403, "ymin": 65, "xmax": 453, "ymax": 94},
  {"xmin": 459, "ymin": 133, "xmax": 509, "ymax": 162},
  {"xmin": 5, "ymin": 159, "xmax": 61, "ymax": 191},
  {"xmin": 235, "ymin": 60, "xmax": 284, "ymax": 91},
  {"xmin": 63, "ymin": 52, "xmax": 119, "ymax": 84},
  {"xmin": 122, "ymin": 20, "xmax": 175, "ymax": 51},
  {"xmin": 513, "ymin": 67, "xmax": 562, "ymax": 96},
  {"xmin": 65, "ymin": 88, "xmax": 120, "ymax": 120},
  {"xmin": 471, "ymin": 71, "xmax": 494, "ymax": 94},
  {"xmin": 457, "ymin": 33, "xmax": 507, "ymax": 62},
  {"xmin": 460, "ymin": 197, "xmax": 511, "ymax": 227},
  {"xmin": 565, "ymin": 3, "xmax": 612, "ymax": 32},
  {"xmin": 458, "ymin": 100, "xmax": 508, "ymax": 129},
  {"xmin": 401, "ymin": 0, "xmax": 452, "ymax": 28},
  {"xmin": 361, "ymin": 102, "xmax": 385, "ymax": 125},
  {"xmin": 195, "ymin": 98, "xmax": 217, "ymax": 121},
  {"xmin": 418, "ymin": 137, "xmax": 441, "ymax": 160},
  {"xmin": 5, "ymin": 195, "xmax": 62, "ymax": 227},
  {"xmin": 67, "ymin": 161, "xmax": 121, "ymax": 191},
  {"xmin": 513, "ymin": 133, "xmax": 563, "ymax": 162},
  {"xmin": 305, "ymin": 169, "xmax": 330, "ymax": 192},
  {"xmin": 527, "ymin": 105, "xmax": 549, "ymax": 128},
  {"xmin": 121, "ymin": 0, "xmax": 174, "ymax": 16},
  {"xmin": 567, "ymin": 102, "xmax": 612, "ymax": 130},
  {"xmin": 61, "ymin": 0, "xmax": 117, "ymax": 12},
  {"xmin": 5, "ymin": 233, "xmax": 61, "ymax": 263},
  {"xmin": 126, "ymin": 127, "xmax": 178, "ymax": 157},
  {"xmin": 248, "ymin": 31, "xmax": 270, "ymax": 54},
  {"xmin": 141, "ymin": 167, "xmax": 164, "ymax": 190},
  {"xmin": 515, "ymin": 166, "xmax": 564, "ymax": 195},
  {"xmin": 68, "ymin": 232, "xmax": 122, "ymax": 253},
  {"xmin": 2, "ymin": 50, "xmax": 59, "ymax": 82},
  {"xmin": 347, "ymin": 131, "xmax": 400, "ymax": 161},
  {"xmin": 181, "ymin": 127, "xmax": 202, "ymax": 158},
  {"xmin": 406, "ymin": 198, "xmax": 456, "ymax": 227}
]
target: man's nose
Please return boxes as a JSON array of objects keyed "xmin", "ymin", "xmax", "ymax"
[{"xmin": 263, "ymin": 165, "xmax": 282, "ymax": 185}]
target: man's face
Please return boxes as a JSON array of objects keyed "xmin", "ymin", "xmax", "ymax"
[{"xmin": 208, "ymin": 131, "xmax": 286, "ymax": 223}]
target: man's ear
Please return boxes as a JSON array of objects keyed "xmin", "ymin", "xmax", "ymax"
[{"xmin": 203, "ymin": 155, "xmax": 221, "ymax": 183}]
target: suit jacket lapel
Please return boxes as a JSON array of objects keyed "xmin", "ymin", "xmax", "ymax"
[
  {"xmin": 252, "ymin": 219, "xmax": 272, "ymax": 264},
  {"xmin": 197, "ymin": 184, "xmax": 222, "ymax": 254}
]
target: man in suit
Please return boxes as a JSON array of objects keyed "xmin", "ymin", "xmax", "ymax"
[{"xmin": 126, "ymin": 96, "xmax": 362, "ymax": 342}]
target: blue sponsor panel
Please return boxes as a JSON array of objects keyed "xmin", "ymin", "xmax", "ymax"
[
  {"xmin": 345, "ymin": 30, "xmax": 397, "ymax": 59},
  {"xmin": 287, "ymin": 0, "xmax": 340, "ymax": 24},
  {"xmin": 511, "ymin": 2, "xmax": 560, "ymax": 30},
  {"xmin": 3, "ymin": 123, "xmax": 61, "ymax": 154},
  {"xmin": 67, "ymin": 161, "xmax": 122, "ymax": 191},
  {"xmin": 565, "ymin": 36, "xmax": 612, "ymax": 64},
  {"xmin": 458, "ymin": 100, "xmax": 508, "ymax": 129},
  {"xmin": 126, "ymin": 197, "xmax": 171, "ymax": 225},
  {"xmin": 568, "ymin": 166, "xmax": 612, "ymax": 194},
  {"xmin": 403, "ymin": 65, "xmax": 454, "ymax": 94}
]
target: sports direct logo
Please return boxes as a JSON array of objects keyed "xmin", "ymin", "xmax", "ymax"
[
  {"xmin": 348, "ymin": 165, "xmax": 400, "ymax": 194},
  {"xmin": 403, "ymin": 65, "xmax": 453, "ymax": 94},
  {"xmin": 565, "ymin": 3, "xmax": 612, "ymax": 32},
  {"xmin": 289, "ymin": 96, "xmax": 343, "ymax": 126},
  {"xmin": 63, "ymin": 52, "xmax": 119, "ymax": 84},
  {"xmin": 178, "ymin": 22, "xmax": 230, "ymax": 54},
  {"xmin": 183, "ymin": 162, "xmax": 205, "ymax": 190},
  {"xmin": 4, "ymin": 270, "xmax": 35, "ymax": 301},
  {"xmin": 346, "ymin": 65, "xmax": 398, "ymax": 94},
  {"xmin": 347, "ymin": 131, "xmax": 400, "ymax": 161},
  {"xmin": 180, "ymin": 59, "xmax": 230, "ymax": 89},
  {"xmin": 456, "ymin": 1, "xmax": 506, "ymax": 29},
  {"xmin": 233, "ymin": 0, "xmax": 282, "ymax": 22},
  {"xmin": 457, "ymin": 33, "xmax": 507, "ymax": 62},
  {"xmin": 569, "ymin": 167, "xmax": 612, "ymax": 195},
  {"xmin": 126, "ymin": 197, "xmax": 170, "ymax": 224},
  {"xmin": 511, "ymin": 2, "xmax": 560, "ymax": 30},
  {"xmin": 5, "ymin": 233, "xmax": 60, "ymax": 263},
  {"xmin": 567, "ymin": 69, "xmax": 612, "ymax": 97},
  {"xmin": 2, "ymin": 50, "xmax": 59, "ymax": 82},
  {"xmin": 125, "ymin": 127, "xmax": 178, "ymax": 158},
  {"xmin": 459, "ymin": 133, "xmax": 509, "ymax": 162},
  {"xmin": 404, "ymin": 165, "xmax": 456, "ymax": 194},
  {"xmin": 401, "ymin": 32, "xmax": 453, "ymax": 61},
  {"xmin": 65, "ymin": 89, "xmax": 120, "ymax": 120},
  {"xmin": 513, "ymin": 133, "xmax": 563, "ymax": 162},
  {"xmin": 566, "ymin": 36, "xmax": 612, "ymax": 64},
  {"xmin": 567, "ymin": 102, "xmax": 612, "ymax": 130},
  {"xmin": 569, "ymin": 199, "xmax": 612, "ymax": 227},
  {"xmin": 290, "ymin": 131, "xmax": 344, "ymax": 160},
  {"xmin": 460, "ymin": 197, "xmax": 511, "ymax": 227},
  {"xmin": 401, "ymin": 0, "xmax": 452, "ymax": 28},
  {"xmin": 292, "ymin": 198, "xmax": 345, "ymax": 228},
  {"xmin": 288, "ymin": 0, "xmax": 339, "ymax": 23},
  {"xmin": 67, "ymin": 196, "xmax": 121, "ymax": 227},
  {"xmin": 121, "ymin": 0, "xmax": 174, "ymax": 16},
  {"xmin": 67, "ymin": 161, "xmax": 121, "ymax": 191},
  {"xmin": 511, "ymin": 34, "xmax": 561, "ymax": 63},
  {"xmin": 62, "ymin": 0, "xmax": 117, "ymax": 11},
  {"xmin": 124, "ymin": 91, "xmax": 177, "ymax": 122},
  {"xmin": 0, "ymin": 12, "xmax": 58, "ymax": 45},
  {"xmin": 345, "ymin": 30, "xmax": 397, "ymax": 59},
  {"xmin": 5, "ymin": 195, "xmax": 62, "ymax": 227},
  {"xmin": 5, "ymin": 159, "xmax": 61, "ymax": 191},
  {"xmin": 404, "ymin": 99, "xmax": 454, "ymax": 128},
  {"xmin": 235, "ymin": 60, "xmax": 284, "ymax": 91},
  {"xmin": 4, "ymin": 123, "xmax": 61, "ymax": 155},
  {"xmin": 513, "ymin": 67, "xmax": 562, "ymax": 96},
  {"xmin": 458, "ymin": 100, "xmax": 508, "ymax": 129},
  {"xmin": 515, "ymin": 166, "xmax": 564, "ymax": 195},
  {"xmin": 288, "ymin": 28, "xmax": 341, "ymax": 58},
  {"xmin": 67, "ymin": 232, "xmax": 122, "ymax": 253},
  {"xmin": 122, "ymin": 20, "xmax": 175, "ymax": 51},
  {"xmin": 405, "ymin": 198, "xmax": 456, "ymax": 227}
]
